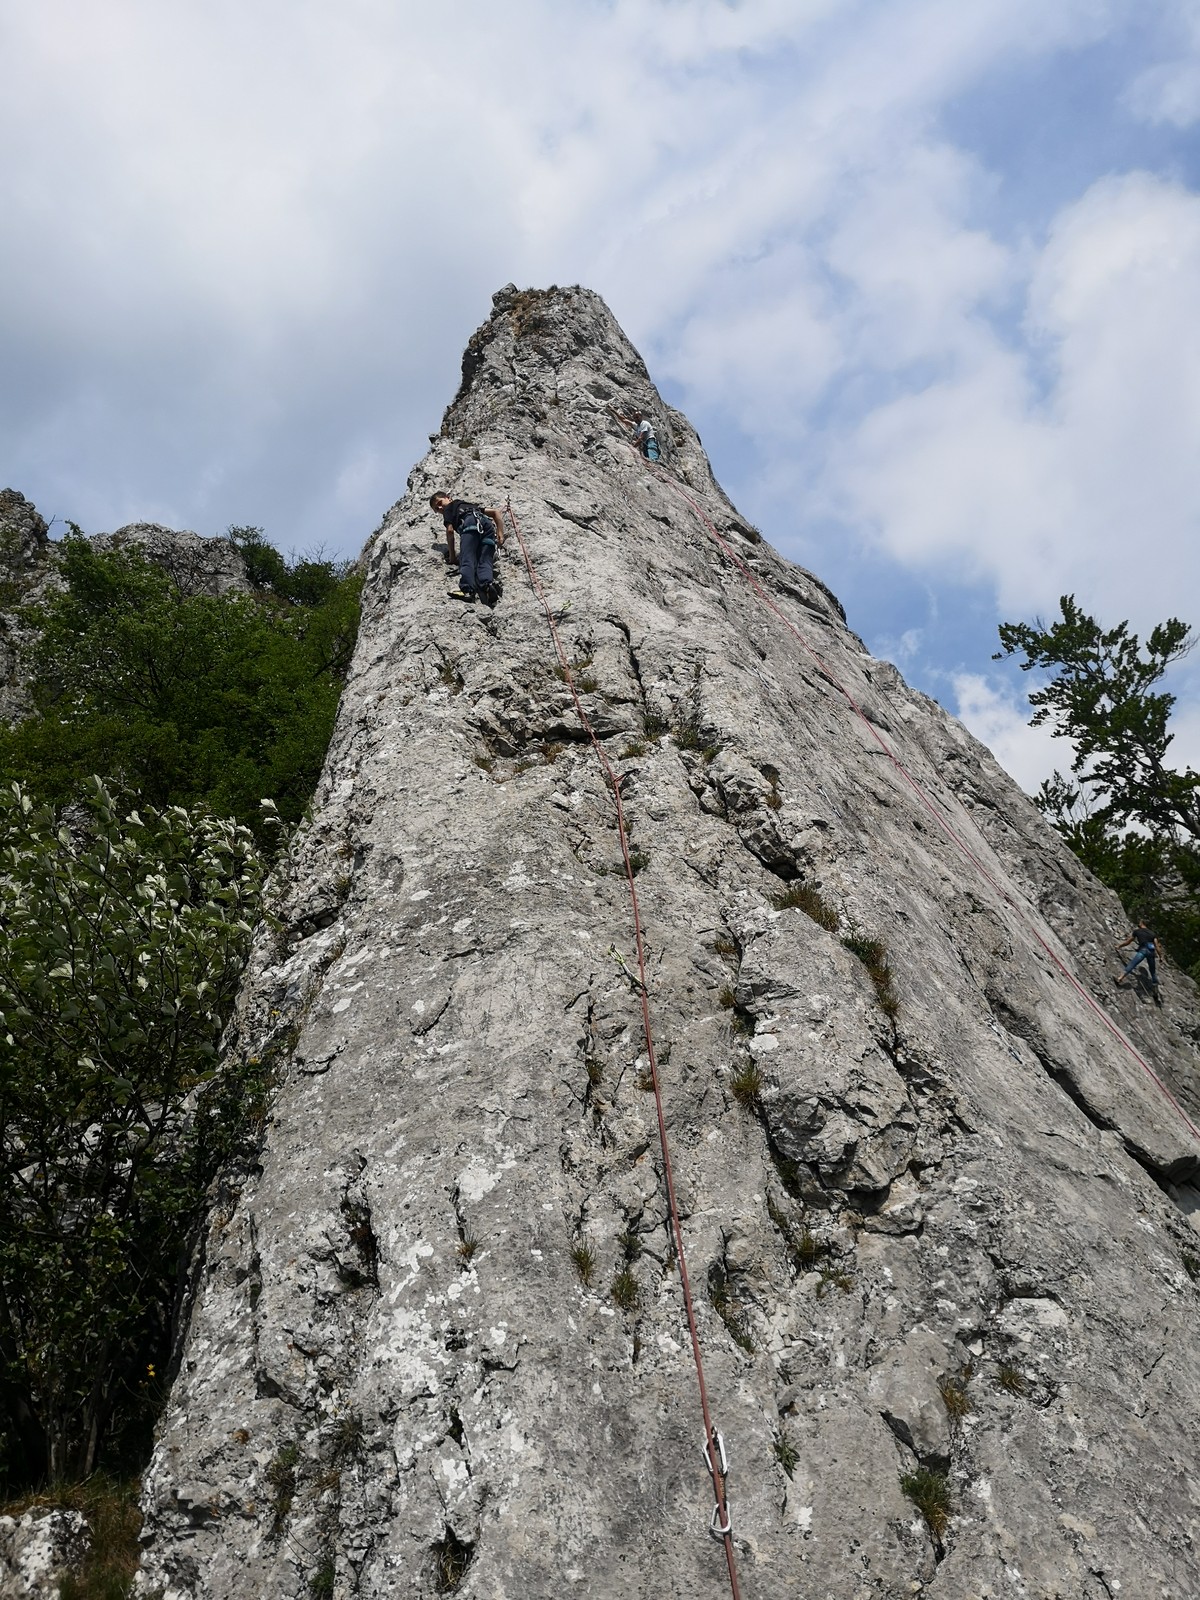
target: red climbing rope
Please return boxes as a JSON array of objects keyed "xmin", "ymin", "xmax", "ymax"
[
  {"xmin": 638, "ymin": 455, "xmax": 1200, "ymax": 1151},
  {"xmin": 501, "ymin": 498, "xmax": 744, "ymax": 1600}
]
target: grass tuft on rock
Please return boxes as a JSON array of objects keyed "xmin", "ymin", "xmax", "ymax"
[
  {"xmin": 611, "ymin": 1266, "xmax": 639, "ymax": 1311},
  {"xmin": 729, "ymin": 1061, "xmax": 763, "ymax": 1107},
  {"xmin": 900, "ymin": 1467, "xmax": 952, "ymax": 1539},
  {"xmin": 771, "ymin": 882, "xmax": 840, "ymax": 931},
  {"xmin": 570, "ymin": 1241, "xmax": 596, "ymax": 1288}
]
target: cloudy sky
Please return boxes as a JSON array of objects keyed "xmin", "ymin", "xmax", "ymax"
[{"xmin": 4, "ymin": 0, "xmax": 1200, "ymax": 793}]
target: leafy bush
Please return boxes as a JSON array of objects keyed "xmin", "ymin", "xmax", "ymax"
[
  {"xmin": 0, "ymin": 534, "xmax": 361, "ymax": 843},
  {"xmin": 0, "ymin": 781, "xmax": 267, "ymax": 1488}
]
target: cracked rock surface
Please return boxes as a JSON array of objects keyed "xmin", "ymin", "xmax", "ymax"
[{"xmin": 136, "ymin": 286, "xmax": 1200, "ymax": 1600}]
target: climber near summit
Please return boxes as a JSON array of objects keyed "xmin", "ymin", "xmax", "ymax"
[
  {"xmin": 1114, "ymin": 921, "xmax": 1163, "ymax": 993},
  {"xmin": 430, "ymin": 492, "xmax": 505, "ymax": 606},
  {"xmin": 611, "ymin": 405, "xmax": 660, "ymax": 462}
]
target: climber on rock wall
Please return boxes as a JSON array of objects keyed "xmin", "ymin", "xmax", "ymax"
[
  {"xmin": 429, "ymin": 491, "xmax": 505, "ymax": 607},
  {"xmin": 1115, "ymin": 921, "xmax": 1163, "ymax": 991},
  {"xmin": 611, "ymin": 405, "xmax": 660, "ymax": 461}
]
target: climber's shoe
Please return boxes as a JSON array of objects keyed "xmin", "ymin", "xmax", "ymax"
[
  {"xmin": 449, "ymin": 587, "xmax": 477, "ymax": 603},
  {"xmin": 480, "ymin": 581, "xmax": 499, "ymax": 607}
]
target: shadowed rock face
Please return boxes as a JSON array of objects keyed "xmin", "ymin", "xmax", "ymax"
[{"xmin": 136, "ymin": 287, "xmax": 1200, "ymax": 1600}]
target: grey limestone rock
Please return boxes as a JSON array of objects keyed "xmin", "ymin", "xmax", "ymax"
[
  {"xmin": 0, "ymin": 1508, "xmax": 89, "ymax": 1598},
  {"xmin": 136, "ymin": 286, "xmax": 1200, "ymax": 1599}
]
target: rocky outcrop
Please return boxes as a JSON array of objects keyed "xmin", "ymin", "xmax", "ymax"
[
  {"xmin": 0, "ymin": 1507, "xmax": 89, "ymax": 1598},
  {"xmin": 0, "ymin": 499, "xmax": 249, "ymax": 724},
  {"xmin": 0, "ymin": 490, "xmax": 55, "ymax": 724},
  {"xmin": 136, "ymin": 287, "xmax": 1200, "ymax": 1599}
]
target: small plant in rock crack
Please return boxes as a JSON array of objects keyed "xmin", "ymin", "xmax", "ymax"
[
  {"xmin": 267, "ymin": 1441, "xmax": 301, "ymax": 1535},
  {"xmin": 541, "ymin": 741, "xmax": 565, "ymax": 764},
  {"xmin": 570, "ymin": 1240, "xmax": 596, "ymax": 1288},
  {"xmin": 709, "ymin": 1272, "xmax": 756, "ymax": 1354},
  {"xmin": 642, "ymin": 711, "xmax": 669, "ymax": 740},
  {"xmin": 773, "ymin": 1431, "xmax": 800, "ymax": 1478},
  {"xmin": 309, "ymin": 1553, "xmax": 336, "ymax": 1599},
  {"xmin": 474, "ymin": 753, "xmax": 495, "ymax": 772},
  {"xmin": 627, "ymin": 846, "xmax": 650, "ymax": 876},
  {"xmin": 611, "ymin": 1265, "xmax": 640, "ymax": 1311},
  {"xmin": 432, "ymin": 1528, "xmax": 474, "ymax": 1593},
  {"xmin": 766, "ymin": 1194, "xmax": 826, "ymax": 1273},
  {"xmin": 900, "ymin": 1467, "xmax": 952, "ymax": 1540},
  {"xmin": 815, "ymin": 1264, "xmax": 854, "ymax": 1298},
  {"xmin": 1183, "ymin": 1252, "xmax": 1200, "ymax": 1282},
  {"xmin": 995, "ymin": 1362, "xmax": 1029, "ymax": 1397},
  {"xmin": 938, "ymin": 1373, "xmax": 973, "ymax": 1421},
  {"xmin": 713, "ymin": 934, "xmax": 739, "ymax": 961},
  {"xmin": 841, "ymin": 930, "xmax": 900, "ymax": 1020},
  {"xmin": 620, "ymin": 739, "xmax": 649, "ymax": 759},
  {"xmin": 584, "ymin": 1054, "xmax": 604, "ymax": 1087},
  {"xmin": 330, "ymin": 1411, "xmax": 365, "ymax": 1462},
  {"xmin": 636, "ymin": 1066, "xmax": 656, "ymax": 1091},
  {"xmin": 617, "ymin": 1228, "xmax": 643, "ymax": 1263},
  {"xmin": 771, "ymin": 882, "xmax": 840, "ymax": 931},
  {"xmin": 765, "ymin": 779, "xmax": 783, "ymax": 811},
  {"xmin": 729, "ymin": 1060, "xmax": 763, "ymax": 1108},
  {"xmin": 456, "ymin": 1231, "xmax": 479, "ymax": 1265},
  {"xmin": 718, "ymin": 983, "xmax": 736, "ymax": 1009}
]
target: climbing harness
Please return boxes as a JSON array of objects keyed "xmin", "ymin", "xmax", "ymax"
[
  {"xmin": 636, "ymin": 454, "xmax": 1200, "ymax": 1151},
  {"xmin": 502, "ymin": 498, "xmax": 744, "ymax": 1600}
]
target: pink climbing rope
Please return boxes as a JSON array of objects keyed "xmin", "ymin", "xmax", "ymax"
[
  {"xmin": 637, "ymin": 454, "xmax": 1200, "ymax": 1151},
  {"xmin": 501, "ymin": 498, "xmax": 744, "ymax": 1600}
]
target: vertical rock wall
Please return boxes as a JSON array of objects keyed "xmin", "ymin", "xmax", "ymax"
[{"xmin": 137, "ymin": 287, "xmax": 1200, "ymax": 1600}]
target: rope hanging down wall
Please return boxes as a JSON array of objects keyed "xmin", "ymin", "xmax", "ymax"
[
  {"xmin": 637, "ymin": 455, "xmax": 1200, "ymax": 1153},
  {"xmin": 501, "ymin": 499, "xmax": 745, "ymax": 1600}
]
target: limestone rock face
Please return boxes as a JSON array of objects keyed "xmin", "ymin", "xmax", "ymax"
[{"xmin": 136, "ymin": 287, "xmax": 1200, "ymax": 1600}]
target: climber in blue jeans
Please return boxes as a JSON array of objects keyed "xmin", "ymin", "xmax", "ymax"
[
  {"xmin": 1115, "ymin": 923, "xmax": 1162, "ymax": 989},
  {"xmin": 430, "ymin": 492, "xmax": 505, "ymax": 607}
]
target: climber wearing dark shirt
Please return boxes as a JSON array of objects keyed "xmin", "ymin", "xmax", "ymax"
[
  {"xmin": 1115, "ymin": 923, "xmax": 1162, "ymax": 989},
  {"xmin": 429, "ymin": 492, "xmax": 505, "ymax": 606}
]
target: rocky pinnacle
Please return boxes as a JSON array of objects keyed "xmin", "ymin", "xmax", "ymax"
[{"xmin": 136, "ymin": 286, "xmax": 1200, "ymax": 1600}]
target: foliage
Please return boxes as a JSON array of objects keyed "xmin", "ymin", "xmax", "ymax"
[
  {"xmin": 938, "ymin": 1372, "xmax": 973, "ymax": 1421},
  {"xmin": 996, "ymin": 596, "xmax": 1200, "ymax": 976},
  {"xmin": 773, "ymin": 1431, "xmax": 799, "ymax": 1478},
  {"xmin": 0, "ymin": 533, "xmax": 361, "ymax": 843},
  {"xmin": 841, "ymin": 931, "xmax": 900, "ymax": 1020},
  {"xmin": 729, "ymin": 1061, "xmax": 763, "ymax": 1107},
  {"xmin": 0, "ymin": 782, "xmax": 267, "ymax": 1489},
  {"xmin": 611, "ymin": 1266, "xmax": 639, "ymax": 1311},
  {"xmin": 771, "ymin": 882, "xmax": 840, "ymax": 930},
  {"xmin": 900, "ymin": 1466, "xmax": 952, "ymax": 1539},
  {"xmin": 570, "ymin": 1240, "xmax": 596, "ymax": 1288}
]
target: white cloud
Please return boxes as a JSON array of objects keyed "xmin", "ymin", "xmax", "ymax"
[
  {"xmin": 0, "ymin": 0, "xmax": 1196, "ymax": 651},
  {"xmin": 828, "ymin": 171, "xmax": 1200, "ymax": 636},
  {"xmin": 951, "ymin": 672, "xmax": 1076, "ymax": 794},
  {"xmin": 1126, "ymin": 5, "xmax": 1200, "ymax": 125}
]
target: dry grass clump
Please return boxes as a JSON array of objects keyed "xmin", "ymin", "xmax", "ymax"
[{"xmin": 771, "ymin": 882, "xmax": 840, "ymax": 931}]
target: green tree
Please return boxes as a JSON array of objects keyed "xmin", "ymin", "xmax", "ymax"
[
  {"xmin": 0, "ymin": 781, "xmax": 269, "ymax": 1488},
  {"xmin": 995, "ymin": 596, "xmax": 1200, "ymax": 976},
  {"xmin": 0, "ymin": 534, "xmax": 361, "ymax": 841}
]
